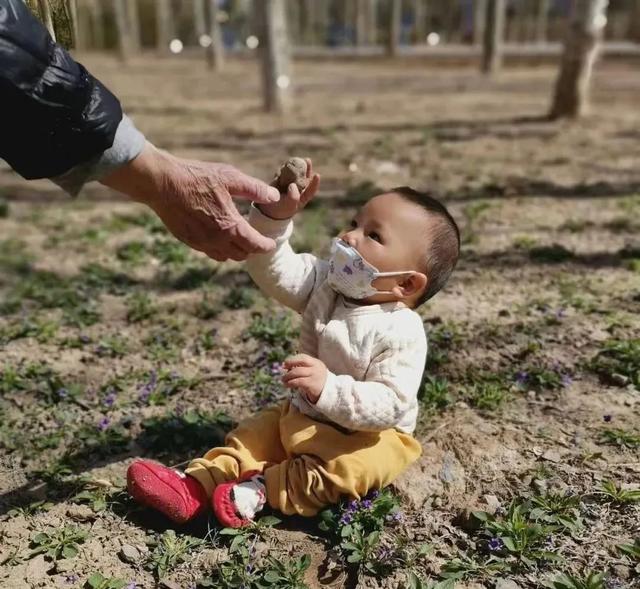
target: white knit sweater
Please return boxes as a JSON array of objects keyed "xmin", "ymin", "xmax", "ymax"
[{"xmin": 245, "ymin": 207, "xmax": 427, "ymax": 434}]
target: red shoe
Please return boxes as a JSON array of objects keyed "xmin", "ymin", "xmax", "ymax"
[
  {"xmin": 127, "ymin": 460, "xmax": 208, "ymax": 524},
  {"xmin": 212, "ymin": 470, "xmax": 266, "ymax": 528}
]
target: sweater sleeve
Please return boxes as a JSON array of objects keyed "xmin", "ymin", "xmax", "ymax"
[
  {"xmin": 312, "ymin": 317, "xmax": 427, "ymax": 432},
  {"xmin": 245, "ymin": 206, "xmax": 328, "ymax": 314}
]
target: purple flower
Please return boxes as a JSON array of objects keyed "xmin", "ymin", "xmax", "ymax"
[
  {"xmin": 79, "ymin": 334, "xmax": 91, "ymax": 344},
  {"xmin": 126, "ymin": 584, "xmax": 137, "ymax": 589},
  {"xmin": 97, "ymin": 416, "xmax": 110, "ymax": 431},
  {"xmin": 361, "ymin": 499, "xmax": 372, "ymax": 509},
  {"xmin": 65, "ymin": 574, "xmax": 79, "ymax": 584},
  {"xmin": 488, "ymin": 537, "xmax": 503, "ymax": 551},
  {"xmin": 103, "ymin": 389, "xmax": 117, "ymax": 408},
  {"xmin": 369, "ymin": 489, "xmax": 380, "ymax": 499},
  {"xmin": 339, "ymin": 513, "xmax": 353, "ymax": 525},
  {"xmin": 270, "ymin": 362, "xmax": 284, "ymax": 376},
  {"xmin": 603, "ymin": 414, "xmax": 612, "ymax": 423},
  {"xmin": 57, "ymin": 388, "xmax": 68, "ymax": 399},
  {"xmin": 555, "ymin": 308, "xmax": 566, "ymax": 319},
  {"xmin": 561, "ymin": 374, "xmax": 573, "ymax": 387},
  {"xmin": 347, "ymin": 500, "xmax": 358, "ymax": 512},
  {"xmin": 515, "ymin": 371, "xmax": 528, "ymax": 386}
]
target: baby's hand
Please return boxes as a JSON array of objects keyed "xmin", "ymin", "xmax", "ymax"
[
  {"xmin": 282, "ymin": 353, "xmax": 327, "ymax": 404},
  {"xmin": 258, "ymin": 159, "xmax": 320, "ymax": 220}
]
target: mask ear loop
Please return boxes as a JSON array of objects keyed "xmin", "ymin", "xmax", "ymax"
[{"xmin": 374, "ymin": 271, "xmax": 415, "ymax": 278}]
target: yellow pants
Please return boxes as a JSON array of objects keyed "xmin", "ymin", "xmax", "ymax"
[{"xmin": 185, "ymin": 400, "xmax": 422, "ymax": 516}]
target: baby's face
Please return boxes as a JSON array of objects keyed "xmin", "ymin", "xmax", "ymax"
[{"xmin": 338, "ymin": 192, "xmax": 430, "ymax": 304}]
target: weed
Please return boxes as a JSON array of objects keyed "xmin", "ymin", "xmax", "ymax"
[
  {"xmin": 601, "ymin": 428, "xmax": 640, "ymax": 450},
  {"xmin": 143, "ymin": 322, "xmax": 186, "ymax": 362},
  {"xmin": 72, "ymin": 480, "xmax": 127, "ymax": 513},
  {"xmin": 223, "ymin": 286, "xmax": 256, "ymax": 310},
  {"xmin": 140, "ymin": 409, "xmax": 232, "ymax": 456},
  {"xmin": 249, "ymin": 366, "xmax": 286, "ymax": 405},
  {"xmin": 195, "ymin": 289, "xmax": 221, "ymax": 319},
  {"xmin": 513, "ymin": 235, "xmax": 537, "ymax": 249},
  {"xmin": 7, "ymin": 500, "xmax": 54, "ymax": 518},
  {"xmin": 84, "ymin": 572, "xmax": 128, "ymax": 589},
  {"xmin": 248, "ymin": 313, "xmax": 298, "ymax": 362},
  {"xmin": 151, "ymin": 237, "xmax": 190, "ymax": 265},
  {"xmin": 136, "ymin": 369, "xmax": 197, "ymax": 406},
  {"xmin": 319, "ymin": 489, "xmax": 403, "ymax": 576},
  {"xmin": 598, "ymin": 480, "xmax": 640, "ymax": 505},
  {"xmin": 0, "ymin": 238, "xmax": 32, "ymax": 276},
  {"xmin": 0, "ymin": 196, "xmax": 9, "ymax": 218},
  {"xmin": 466, "ymin": 381, "xmax": 508, "ymax": 410},
  {"xmin": 94, "ymin": 335, "xmax": 129, "ymax": 358},
  {"xmin": 514, "ymin": 365, "xmax": 567, "ymax": 392},
  {"xmin": 172, "ymin": 265, "xmax": 217, "ymax": 290},
  {"xmin": 425, "ymin": 321, "xmax": 463, "ymax": 370},
  {"xmin": 125, "ymin": 291, "xmax": 158, "ymax": 323},
  {"xmin": 544, "ymin": 571, "xmax": 605, "ymax": 589},
  {"xmin": 419, "ymin": 376, "xmax": 452, "ymax": 411},
  {"xmin": 28, "ymin": 526, "xmax": 88, "ymax": 561},
  {"xmin": 0, "ymin": 314, "xmax": 59, "ymax": 345},
  {"xmin": 145, "ymin": 529, "xmax": 205, "ymax": 579},
  {"xmin": 528, "ymin": 492, "xmax": 583, "ymax": 532},
  {"xmin": 589, "ymin": 338, "xmax": 639, "ymax": 389},
  {"xmin": 560, "ymin": 219, "xmax": 594, "ymax": 233},
  {"xmin": 116, "ymin": 241, "xmax": 148, "ymax": 265},
  {"xmin": 617, "ymin": 538, "xmax": 640, "ymax": 562},
  {"xmin": 438, "ymin": 554, "xmax": 507, "ymax": 582},
  {"xmin": 529, "ymin": 244, "xmax": 574, "ymax": 263}
]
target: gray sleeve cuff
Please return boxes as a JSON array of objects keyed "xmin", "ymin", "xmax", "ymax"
[{"xmin": 51, "ymin": 115, "xmax": 146, "ymax": 196}]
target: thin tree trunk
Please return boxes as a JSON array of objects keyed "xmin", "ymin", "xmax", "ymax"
[
  {"xmin": 314, "ymin": 0, "xmax": 329, "ymax": 46},
  {"xmin": 113, "ymin": 0, "xmax": 132, "ymax": 62},
  {"xmin": 629, "ymin": 0, "xmax": 640, "ymax": 42},
  {"xmin": 206, "ymin": 0, "xmax": 224, "ymax": 70},
  {"xmin": 367, "ymin": 0, "xmax": 378, "ymax": 44},
  {"xmin": 482, "ymin": 0, "xmax": 506, "ymax": 74},
  {"xmin": 549, "ymin": 0, "xmax": 608, "ymax": 119},
  {"xmin": 127, "ymin": 0, "xmax": 141, "ymax": 52},
  {"xmin": 156, "ymin": 0, "xmax": 173, "ymax": 55},
  {"xmin": 387, "ymin": 0, "xmax": 401, "ymax": 56},
  {"xmin": 474, "ymin": 0, "xmax": 487, "ymax": 45},
  {"xmin": 413, "ymin": 0, "xmax": 426, "ymax": 43},
  {"xmin": 193, "ymin": 0, "xmax": 207, "ymax": 43},
  {"xmin": 67, "ymin": 0, "xmax": 79, "ymax": 47},
  {"xmin": 37, "ymin": 0, "xmax": 56, "ymax": 41},
  {"xmin": 300, "ymin": 0, "xmax": 315, "ymax": 45},
  {"xmin": 535, "ymin": 0, "xmax": 550, "ymax": 43},
  {"xmin": 356, "ymin": 0, "xmax": 367, "ymax": 46},
  {"xmin": 257, "ymin": 0, "xmax": 292, "ymax": 113},
  {"xmin": 87, "ymin": 0, "xmax": 104, "ymax": 49}
]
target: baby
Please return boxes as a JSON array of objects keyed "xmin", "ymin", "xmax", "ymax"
[{"xmin": 127, "ymin": 159, "xmax": 460, "ymax": 527}]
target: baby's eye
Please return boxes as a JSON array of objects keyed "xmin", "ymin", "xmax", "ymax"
[
  {"xmin": 350, "ymin": 219, "xmax": 358, "ymax": 229},
  {"xmin": 368, "ymin": 231, "xmax": 382, "ymax": 243}
]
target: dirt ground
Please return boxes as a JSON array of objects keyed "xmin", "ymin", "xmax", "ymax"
[{"xmin": 1, "ymin": 55, "xmax": 639, "ymax": 589}]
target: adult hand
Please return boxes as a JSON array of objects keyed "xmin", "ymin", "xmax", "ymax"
[{"xmin": 101, "ymin": 142, "xmax": 280, "ymax": 261}]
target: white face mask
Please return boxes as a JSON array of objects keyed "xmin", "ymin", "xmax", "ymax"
[{"xmin": 327, "ymin": 238, "xmax": 413, "ymax": 300}]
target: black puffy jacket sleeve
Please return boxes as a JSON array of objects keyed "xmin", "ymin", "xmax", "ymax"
[{"xmin": 0, "ymin": 0, "xmax": 122, "ymax": 179}]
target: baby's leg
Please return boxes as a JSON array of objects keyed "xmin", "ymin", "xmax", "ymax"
[
  {"xmin": 264, "ymin": 404, "xmax": 422, "ymax": 517},
  {"xmin": 185, "ymin": 403, "xmax": 286, "ymax": 497}
]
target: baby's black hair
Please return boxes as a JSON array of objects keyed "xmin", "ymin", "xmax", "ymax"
[{"xmin": 391, "ymin": 186, "xmax": 460, "ymax": 305}]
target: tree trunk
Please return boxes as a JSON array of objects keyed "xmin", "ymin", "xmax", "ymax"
[
  {"xmin": 206, "ymin": 0, "xmax": 224, "ymax": 70},
  {"xmin": 628, "ymin": 0, "xmax": 640, "ymax": 42},
  {"xmin": 356, "ymin": 0, "xmax": 368, "ymax": 45},
  {"xmin": 156, "ymin": 0, "xmax": 173, "ymax": 55},
  {"xmin": 535, "ymin": 0, "xmax": 550, "ymax": 43},
  {"xmin": 413, "ymin": 0, "xmax": 426, "ymax": 43},
  {"xmin": 67, "ymin": 0, "xmax": 79, "ymax": 47},
  {"xmin": 300, "ymin": 0, "xmax": 315, "ymax": 45},
  {"xmin": 127, "ymin": 0, "xmax": 141, "ymax": 52},
  {"xmin": 193, "ymin": 0, "xmax": 207, "ymax": 43},
  {"xmin": 549, "ymin": 0, "xmax": 608, "ymax": 119},
  {"xmin": 387, "ymin": 0, "xmax": 401, "ymax": 56},
  {"xmin": 257, "ymin": 0, "xmax": 292, "ymax": 113},
  {"xmin": 367, "ymin": 0, "xmax": 378, "ymax": 44},
  {"xmin": 113, "ymin": 0, "xmax": 132, "ymax": 62},
  {"xmin": 482, "ymin": 0, "xmax": 506, "ymax": 74},
  {"xmin": 474, "ymin": 0, "xmax": 487, "ymax": 45},
  {"xmin": 87, "ymin": 0, "xmax": 104, "ymax": 49},
  {"xmin": 314, "ymin": 0, "xmax": 329, "ymax": 46},
  {"xmin": 37, "ymin": 0, "xmax": 56, "ymax": 41}
]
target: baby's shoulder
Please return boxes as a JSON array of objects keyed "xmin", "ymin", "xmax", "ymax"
[{"xmin": 375, "ymin": 308, "xmax": 426, "ymax": 346}]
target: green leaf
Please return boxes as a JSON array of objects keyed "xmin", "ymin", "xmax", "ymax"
[
  {"xmin": 346, "ymin": 552, "xmax": 362, "ymax": 563},
  {"xmin": 32, "ymin": 532, "xmax": 49, "ymax": 544},
  {"xmin": 62, "ymin": 544, "xmax": 79, "ymax": 559},
  {"xmin": 263, "ymin": 570, "xmax": 282, "ymax": 583},
  {"xmin": 407, "ymin": 571, "xmax": 423, "ymax": 589},
  {"xmin": 257, "ymin": 515, "xmax": 281, "ymax": 527},
  {"xmin": 86, "ymin": 572, "xmax": 106, "ymax": 588},
  {"xmin": 219, "ymin": 528, "xmax": 242, "ymax": 536},
  {"xmin": 472, "ymin": 510, "xmax": 490, "ymax": 522}
]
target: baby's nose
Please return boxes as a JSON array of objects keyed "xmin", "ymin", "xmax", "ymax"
[{"xmin": 342, "ymin": 233, "xmax": 357, "ymax": 247}]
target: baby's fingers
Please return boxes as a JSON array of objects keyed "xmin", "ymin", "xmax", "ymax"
[
  {"xmin": 282, "ymin": 367, "xmax": 311, "ymax": 384},
  {"xmin": 283, "ymin": 354, "xmax": 314, "ymax": 369},
  {"xmin": 300, "ymin": 174, "xmax": 320, "ymax": 207}
]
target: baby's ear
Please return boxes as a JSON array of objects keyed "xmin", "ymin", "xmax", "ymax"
[{"xmin": 393, "ymin": 272, "xmax": 427, "ymax": 300}]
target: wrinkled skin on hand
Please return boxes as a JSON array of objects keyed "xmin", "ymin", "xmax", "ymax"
[{"xmin": 101, "ymin": 143, "xmax": 280, "ymax": 261}]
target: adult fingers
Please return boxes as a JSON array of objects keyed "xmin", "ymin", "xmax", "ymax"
[
  {"xmin": 224, "ymin": 168, "xmax": 280, "ymax": 204},
  {"xmin": 231, "ymin": 217, "xmax": 277, "ymax": 255}
]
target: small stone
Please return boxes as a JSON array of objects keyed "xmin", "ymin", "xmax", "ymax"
[
  {"xmin": 533, "ymin": 478, "xmax": 548, "ymax": 493},
  {"xmin": 542, "ymin": 449, "xmax": 562, "ymax": 463},
  {"xmin": 271, "ymin": 157, "xmax": 308, "ymax": 193},
  {"xmin": 496, "ymin": 580, "xmax": 521, "ymax": 589},
  {"xmin": 159, "ymin": 581, "xmax": 182, "ymax": 589},
  {"xmin": 483, "ymin": 494, "xmax": 501, "ymax": 514},
  {"xmin": 54, "ymin": 559, "xmax": 74, "ymax": 574},
  {"xmin": 119, "ymin": 544, "xmax": 141, "ymax": 564},
  {"xmin": 66, "ymin": 504, "xmax": 95, "ymax": 522},
  {"xmin": 610, "ymin": 373, "xmax": 629, "ymax": 387},
  {"xmin": 432, "ymin": 496, "xmax": 443, "ymax": 508}
]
